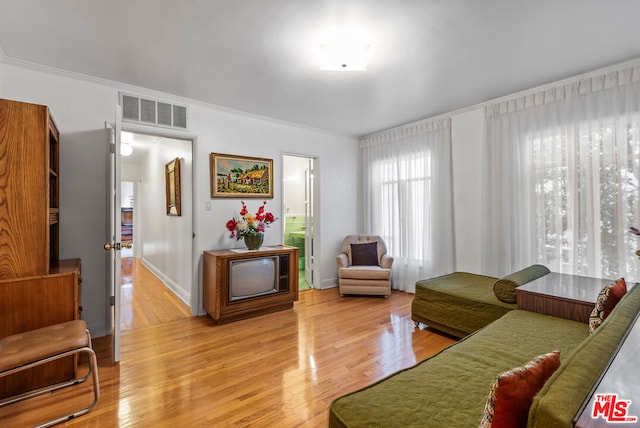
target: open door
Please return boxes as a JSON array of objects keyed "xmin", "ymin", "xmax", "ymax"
[
  {"xmin": 304, "ymin": 159, "xmax": 315, "ymax": 287},
  {"xmin": 104, "ymin": 107, "xmax": 123, "ymax": 362}
]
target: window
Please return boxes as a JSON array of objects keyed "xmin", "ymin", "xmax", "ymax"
[
  {"xmin": 531, "ymin": 122, "xmax": 640, "ymax": 281},
  {"xmin": 360, "ymin": 118, "xmax": 453, "ymax": 292},
  {"xmin": 375, "ymin": 153, "xmax": 431, "ymax": 263}
]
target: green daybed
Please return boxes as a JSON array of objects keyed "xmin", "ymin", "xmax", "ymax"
[
  {"xmin": 329, "ymin": 282, "xmax": 640, "ymax": 428},
  {"xmin": 411, "ymin": 265, "xmax": 550, "ymax": 338}
]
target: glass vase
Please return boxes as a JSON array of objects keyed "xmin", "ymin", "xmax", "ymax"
[{"xmin": 244, "ymin": 233, "xmax": 264, "ymax": 250}]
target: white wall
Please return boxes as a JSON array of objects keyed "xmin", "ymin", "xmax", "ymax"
[
  {"xmin": 190, "ymin": 103, "xmax": 358, "ymax": 291},
  {"xmin": 451, "ymin": 109, "xmax": 484, "ymax": 273},
  {"xmin": 0, "ymin": 61, "xmax": 358, "ymax": 335},
  {"xmin": 121, "ymin": 181, "xmax": 134, "ymax": 208},
  {"xmin": 139, "ymin": 137, "xmax": 193, "ymax": 305}
]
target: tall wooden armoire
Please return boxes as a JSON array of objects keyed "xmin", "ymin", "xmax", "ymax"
[{"xmin": 0, "ymin": 98, "xmax": 81, "ymax": 398}]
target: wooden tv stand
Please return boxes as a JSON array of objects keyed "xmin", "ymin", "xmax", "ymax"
[{"xmin": 203, "ymin": 245, "xmax": 299, "ymax": 324}]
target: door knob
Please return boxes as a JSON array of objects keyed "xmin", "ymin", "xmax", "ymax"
[{"xmin": 104, "ymin": 242, "xmax": 133, "ymax": 251}]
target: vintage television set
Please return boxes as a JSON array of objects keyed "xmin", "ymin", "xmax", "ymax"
[
  {"xmin": 228, "ymin": 254, "xmax": 289, "ymax": 301},
  {"xmin": 203, "ymin": 246, "xmax": 299, "ymax": 324}
]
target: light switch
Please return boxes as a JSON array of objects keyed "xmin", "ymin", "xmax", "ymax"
[{"xmin": 205, "ymin": 200, "xmax": 212, "ymax": 211}]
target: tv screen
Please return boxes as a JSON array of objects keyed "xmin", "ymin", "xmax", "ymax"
[{"xmin": 229, "ymin": 256, "xmax": 278, "ymax": 301}]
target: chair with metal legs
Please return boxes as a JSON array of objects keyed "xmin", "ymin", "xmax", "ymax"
[{"xmin": 0, "ymin": 320, "xmax": 100, "ymax": 428}]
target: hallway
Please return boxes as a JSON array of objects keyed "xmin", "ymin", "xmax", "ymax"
[{"xmin": 120, "ymin": 258, "xmax": 191, "ymax": 332}]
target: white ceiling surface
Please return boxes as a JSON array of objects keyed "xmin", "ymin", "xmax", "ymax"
[{"xmin": 1, "ymin": 1, "xmax": 640, "ymax": 136}]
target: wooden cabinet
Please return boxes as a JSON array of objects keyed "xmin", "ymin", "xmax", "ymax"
[
  {"xmin": 0, "ymin": 99, "xmax": 80, "ymax": 397},
  {"xmin": 0, "ymin": 98, "xmax": 60, "ymax": 278},
  {"xmin": 203, "ymin": 246, "xmax": 299, "ymax": 324},
  {"xmin": 121, "ymin": 207, "xmax": 133, "ymax": 242}
]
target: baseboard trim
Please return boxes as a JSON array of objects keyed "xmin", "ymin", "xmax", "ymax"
[{"xmin": 141, "ymin": 258, "xmax": 191, "ymax": 307}]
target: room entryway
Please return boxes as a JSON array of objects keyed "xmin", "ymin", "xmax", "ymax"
[
  {"xmin": 119, "ymin": 132, "xmax": 193, "ymax": 331},
  {"xmin": 283, "ymin": 154, "xmax": 317, "ymax": 290}
]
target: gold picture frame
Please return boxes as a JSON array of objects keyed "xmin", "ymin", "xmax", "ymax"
[
  {"xmin": 165, "ymin": 157, "xmax": 182, "ymax": 216},
  {"xmin": 210, "ymin": 153, "xmax": 273, "ymax": 198}
]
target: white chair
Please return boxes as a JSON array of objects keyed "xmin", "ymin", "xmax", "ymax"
[{"xmin": 336, "ymin": 235, "xmax": 393, "ymax": 297}]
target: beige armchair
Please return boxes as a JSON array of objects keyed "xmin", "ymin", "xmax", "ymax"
[{"xmin": 336, "ymin": 235, "xmax": 394, "ymax": 297}]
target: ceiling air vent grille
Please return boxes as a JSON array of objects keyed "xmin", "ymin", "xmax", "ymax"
[{"xmin": 120, "ymin": 93, "xmax": 188, "ymax": 130}]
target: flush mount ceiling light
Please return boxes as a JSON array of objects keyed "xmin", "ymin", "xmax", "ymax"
[
  {"xmin": 121, "ymin": 131, "xmax": 133, "ymax": 156},
  {"xmin": 317, "ymin": 28, "xmax": 372, "ymax": 71},
  {"xmin": 121, "ymin": 143, "xmax": 133, "ymax": 156}
]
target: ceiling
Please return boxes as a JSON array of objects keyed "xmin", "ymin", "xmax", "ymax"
[
  {"xmin": 1, "ymin": 1, "xmax": 640, "ymax": 136},
  {"xmin": 120, "ymin": 131, "xmax": 165, "ymax": 164}
]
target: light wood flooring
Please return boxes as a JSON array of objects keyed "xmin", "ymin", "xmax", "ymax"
[
  {"xmin": 0, "ymin": 261, "xmax": 456, "ymax": 427},
  {"xmin": 120, "ymin": 258, "xmax": 191, "ymax": 331}
]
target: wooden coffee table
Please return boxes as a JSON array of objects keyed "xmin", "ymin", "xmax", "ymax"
[{"xmin": 516, "ymin": 272, "xmax": 611, "ymax": 323}]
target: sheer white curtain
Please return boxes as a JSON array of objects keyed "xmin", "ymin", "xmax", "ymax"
[
  {"xmin": 482, "ymin": 65, "xmax": 640, "ymax": 282},
  {"xmin": 360, "ymin": 118, "xmax": 454, "ymax": 292}
]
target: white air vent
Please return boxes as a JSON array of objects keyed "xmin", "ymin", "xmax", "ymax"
[{"xmin": 120, "ymin": 93, "xmax": 188, "ymax": 130}]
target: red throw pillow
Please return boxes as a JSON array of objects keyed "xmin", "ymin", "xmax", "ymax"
[
  {"xmin": 479, "ymin": 351, "xmax": 561, "ymax": 428},
  {"xmin": 589, "ymin": 278, "xmax": 628, "ymax": 334},
  {"xmin": 603, "ymin": 278, "xmax": 627, "ymax": 318}
]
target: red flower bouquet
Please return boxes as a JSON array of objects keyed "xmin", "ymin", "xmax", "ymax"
[{"xmin": 226, "ymin": 200, "xmax": 276, "ymax": 241}]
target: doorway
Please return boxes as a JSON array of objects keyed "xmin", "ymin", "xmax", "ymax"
[
  {"xmin": 283, "ymin": 154, "xmax": 317, "ymax": 290},
  {"xmin": 119, "ymin": 131, "xmax": 193, "ymax": 331},
  {"xmin": 120, "ymin": 181, "xmax": 134, "ymax": 258}
]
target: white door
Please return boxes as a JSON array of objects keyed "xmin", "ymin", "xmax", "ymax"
[
  {"xmin": 304, "ymin": 159, "xmax": 315, "ymax": 287},
  {"xmin": 105, "ymin": 107, "xmax": 123, "ymax": 362}
]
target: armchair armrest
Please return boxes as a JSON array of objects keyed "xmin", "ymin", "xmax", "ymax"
[
  {"xmin": 380, "ymin": 254, "xmax": 394, "ymax": 269},
  {"xmin": 336, "ymin": 253, "xmax": 349, "ymax": 268}
]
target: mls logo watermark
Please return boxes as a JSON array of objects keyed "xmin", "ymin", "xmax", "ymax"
[{"xmin": 592, "ymin": 394, "xmax": 638, "ymax": 423}]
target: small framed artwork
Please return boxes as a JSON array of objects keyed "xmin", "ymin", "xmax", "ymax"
[
  {"xmin": 210, "ymin": 153, "xmax": 273, "ymax": 198},
  {"xmin": 165, "ymin": 157, "xmax": 181, "ymax": 216}
]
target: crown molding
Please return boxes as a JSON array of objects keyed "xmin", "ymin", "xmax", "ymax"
[
  {"xmin": 362, "ymin": 56, "xmax": 640, "ymax": 140},
  {"xmin": 0, "ymin": 51, "xmax": 356, "ymax": 140}
]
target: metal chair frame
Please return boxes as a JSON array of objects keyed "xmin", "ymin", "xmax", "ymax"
[{"xmin": 0, "ymin": 329, "xmax": 100, "ymax": 428}]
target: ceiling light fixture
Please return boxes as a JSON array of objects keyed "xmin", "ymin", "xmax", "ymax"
[
  {"xmin": 317, "ymin": 28, "xmax": 372, "ymax": 71},
  {"xmin": 121, "ymin": 143, "xmax": 133, "ymax": 156},
  {"xmin": 120, "ymin": 131, "xmax": 133, "ymax": 156}
]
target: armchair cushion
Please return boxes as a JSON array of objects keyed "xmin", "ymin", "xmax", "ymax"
[
  {"xmin": 351, "ymin": 242, "xmax": 379, "ymax": 266},
  {"xmin": 339, "ymin": 266, "xmax": 392, "ymax": 280}
]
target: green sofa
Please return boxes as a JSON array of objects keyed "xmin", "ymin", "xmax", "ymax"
[
  {"xmin": 329, "ymin": 282, "xmax": 640, "ymax": 428},
  {"xmin": 411, "ymin": 265, "xmax": 550, "ymax": 338}
]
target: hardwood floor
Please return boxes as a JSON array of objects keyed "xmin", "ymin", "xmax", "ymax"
[
  {"xmin": 0, "ymin": 267, "xmax": 456, "ymax": 427},
  {"xmin": 120, "ymin": 258, "xmax": 191, "ymax": 331}
]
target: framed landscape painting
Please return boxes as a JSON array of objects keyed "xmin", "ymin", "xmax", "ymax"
[{"xmin": 210, "ymin": 153, "xmax": 273, "ymax": 198}]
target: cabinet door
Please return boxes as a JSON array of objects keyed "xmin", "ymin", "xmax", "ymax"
[{"xmin": 0, "ymin": 100, "xmax": 50, "ymax": 278}]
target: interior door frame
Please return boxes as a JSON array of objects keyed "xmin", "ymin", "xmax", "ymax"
[
  {"xmin": 117, "ymin": 124, "xmax": 199, "ymax": 315},
  {"xmin": 282, "ymin": 152, "xmax": 320, "ymax": 288}
]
